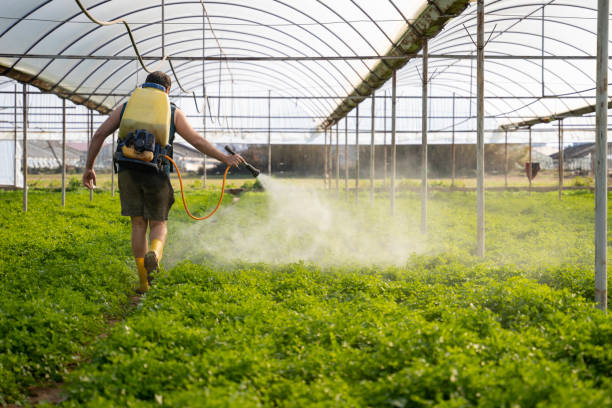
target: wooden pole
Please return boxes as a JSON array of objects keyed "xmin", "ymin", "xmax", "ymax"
[
  {"xmin": 476, "ymin": 0, "xmax": 485, "ymax": 258},
  {"xmin": 22, "ymin": 84, "xmax": 27, "ymax": 212},
  {"xmin": 355, "ymin": 105, "xmax": 359, "ymax": 204},
  {"xmin": 421, "ymin": 39, "xmax": 428, "ymax": 234},
  {"xmin": 391, "ymin": 71, "xmax": 397, "ymax": 216},
  {"xmin": 370, "ymin": 91, "xmax": 375, "ymax": 204},
  {"xmin": 595, "ymin": 0, "xmax": 608, "ymax": 311},
  {"xmin": 62, "ymin": 98, "xmax": 66, "ymax": 207}
]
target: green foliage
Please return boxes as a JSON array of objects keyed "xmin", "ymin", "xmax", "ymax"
[
  {"xmin": 2, "ymin": 187, "xmax": 612, "ymax": 406},
  {"xmin": 570, "ymin": 176, "xmax": 594, "ymax": 187},
  {"xmin": 0, "ymin": 191, "xmax": 134, "ymax": 405},
  {"xmin": 63, "ymin": 262, "xmax": 612, "ymax": 407}
]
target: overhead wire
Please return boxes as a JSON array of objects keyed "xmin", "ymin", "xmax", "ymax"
[{"xmin": 74, "ymin": 0, "xmax": 200, "ymax": 112}]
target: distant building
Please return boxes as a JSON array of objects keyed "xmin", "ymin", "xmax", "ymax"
[{"xmin": 549, "ymin": 143, "xmax": 601, "ymax": 175}]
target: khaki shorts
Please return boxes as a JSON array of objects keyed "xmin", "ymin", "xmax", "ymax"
[{"xmin": 118, "ymin": 168, "xmax": 175, "ymax": 221}]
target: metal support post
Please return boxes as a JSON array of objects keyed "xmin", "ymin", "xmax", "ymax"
[
  {"xmin": 329, "ymin": 124, "xmax": 333, "ymax": 189},
  {"xmin": 111, "ymin": 131, "xmax": 115, "ymax": 197},
  {"xmin": 370, "ymin": 91, "xmax": 375, "ymax": 204},
  {"xmin": 324, "ymin": 127, "xmax": 328, "ymax": 188},
  {"xmin": 22, "ymin": 84, "xmax": 27, "ymax": 212},
  {"xmin": 595, "ymin": 0, "xmax": 608, "ymax": 311},
  {"xmin": 202, "ymin": 12, "xmax": 207, "ymax": 187},
  {"xmin": 13, "ymin": 84, "xmax": 17, "ymax": 188},
  {"xmin": 355, "ymin": 105, "xmax": 359, "ymax": 203},
  {"xmin": 268, "ymin": 90, "xmax": 272, "ymax": 175},
  {"xmin": 383, "ymin": 90, "xmax": 387, "ymax": 187},
  {"xmin": 421, "ymin": 39, "xmax": 428, "ymax": 234},
  {"xmin": 504, "ymin": 130, "xmax": 508, "ymax": 188},
  {"xmin": 391, "ymin": 71, "xmax": 397, "ymax": 216},
  {"xmin": 335, "ymin": 123, "xmax": 339, "ymax": 194},
  {"xmin": 476, "ymin": 0, "xmax": 485, "ymax": 258},
  {"xmin": 89, "ymin": 110, "xmax": 93, "ymax": 201},
  {"xmin": 528, "ymin": 126, "xmax": 532, "ymax": 195},
  {"xmin": 452, "ymin": 92, "xmax": 456, "ymax": 187},
  {"xmin": 62, "ymin": 98, "xmax": 66, "ymax": 207},
  {"xmin": 345, "ymin": 118, "xmax": 348, "ymax": 201},
  {"xmin": 558, "ymin": 120, "xmax": 563, "ymax": 200}
]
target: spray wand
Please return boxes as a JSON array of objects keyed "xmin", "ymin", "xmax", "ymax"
[{"xmin": 163, "ymin": 146, "xmax": 260, "ymax": 221}]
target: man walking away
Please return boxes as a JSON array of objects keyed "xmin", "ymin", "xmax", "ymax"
[{"xmin": 82, "ymin": 71, "xmax": 244, "ymax": 293}]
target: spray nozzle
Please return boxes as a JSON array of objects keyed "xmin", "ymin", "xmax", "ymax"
[{"xmin": 225, "ymin": 145, "xmax": 261, "ymax": 178}]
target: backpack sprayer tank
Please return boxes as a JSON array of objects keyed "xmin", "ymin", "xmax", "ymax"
[{"xmin": 117, "ymin": 83, "xmax": 170, "ymax": 163}]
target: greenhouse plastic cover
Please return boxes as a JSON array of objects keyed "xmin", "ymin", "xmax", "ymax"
[{"xmin": 0, "ymin": 0, "xmax": 610, "ymax": 145}]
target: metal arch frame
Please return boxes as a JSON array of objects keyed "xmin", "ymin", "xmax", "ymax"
[
  {"xmin": 61, "ymin": 24, "xmax": 350, "ymax": 111},
  {"xmin": 396, "ymin": 68, "xmax": 530, "ymax": 126},
  {"xmin": 398, "ymin": 59, "xmax": 578, "ymax": 132},
  {"xmin": 1, "ymin": 0, "xmax": 398, "ymax": 111},
  {"xmin": 435, "ymin": 13, "xmax": 603, "ymax": 85},
  {"xmin": 3, "ymin": 0, "xmax": 609, "ymax": 132},
  {"xmin": 421, "ymin": 41, "xmax": 593, "ymax": 111},
  {"xmin": 0, "ymin": 0, "xmax": 114, "ymax": 77},
  {"xmin": 393, "ymin": 54, "xmax": 583, "ymax": 134},
  {"xmin": 423, "ymin": 9, "xmax": 602, "ymax": 89},
  {"xmin": 0, "ymin": 1, "xmax": 53, "ymax": 38},
  {"xmin": 91, "ymin": 42, "xmax": 340, "ymax": 116},
  {"xmin": 338, "ymin": 0, "xmax": 610, "ymax": 130},
  {"xmin": 314, "ymin": 0, "xmax": 387, "ymax": 82},
  {"xmin": 386, "ymin": 5, "xmax": 607, "ymax": 128},
  {"xmin": 66, "ymin": 27, "xmax": 346, "ymax": 113},
  {"xmin": 100, "ymin": 62, "xmax": 332, "ymax": 118},
  {"xmin": 56, "ymin": 12, "xmax": 363, "ymax": 112},
  {"xmin": 347, "ymin": 0, "xmax": 398, "ymax": 75},
  {"xmin": 268, "ymin": 0, "xmax": 378, "ymax": 83},
  {"xmin": 319, "ymin": 0, "xmax": 472, "ymax": 129},
  {"xmin": 164, "ymin": 47, "xmax": 341, "ymax": 109},
  {"xmin": 162, "ymin": 62, "xmax": 336, "ymax": 118},
  {"xmin": 31, "ymin": 10, "xmax": 352, "ymax": 96}
]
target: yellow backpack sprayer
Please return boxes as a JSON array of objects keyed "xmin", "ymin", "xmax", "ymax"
[{"xmin": 114, "ymin": 82, "xmax": 260, "ymax": 221}]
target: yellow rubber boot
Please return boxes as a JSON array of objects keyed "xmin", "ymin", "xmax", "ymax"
[
  {"xmin": 144, "ymin": 239, "xmax": 164, "ymax": 274},
  {"xmin": 135, "ymin": 257, "xmax": 149, "ymax": 293}
]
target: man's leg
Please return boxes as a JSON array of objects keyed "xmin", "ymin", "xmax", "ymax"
[
  {"xmin": 131, "ymin": 216, "xmax": 149, "ymax": 293},
  {"xmin": 144, "ymin": 220, "xmax": 167, "ymax": 273}
]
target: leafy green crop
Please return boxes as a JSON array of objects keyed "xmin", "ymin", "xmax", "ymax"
[
  {"xmin": 62, "ymin": 261, "xmax": 612, "ymax": 407},
  {"xmin": 2, "ymin": 186, "xmax": 611, "ymax": 406},
  {"xmin": 0, "ymin": 190, "xmax": 134, "ymax": 405}
]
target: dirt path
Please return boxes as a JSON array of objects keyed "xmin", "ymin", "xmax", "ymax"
[{"xmin": 17, "ymin": 294, "xmax": 142, "ymax": 406}]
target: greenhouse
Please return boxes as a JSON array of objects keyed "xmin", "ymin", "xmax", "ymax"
[{"xmin": 1, "ymin": 0, "xmax": 611, "ymax": 406}]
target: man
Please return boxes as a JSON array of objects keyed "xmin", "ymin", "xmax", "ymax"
[{"xmin": 82, "ymin": 71, "xmax": 244, "ymax": 293}]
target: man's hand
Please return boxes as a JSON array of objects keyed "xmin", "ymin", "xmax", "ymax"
[
  {"xmin": 222, "ymin": 153, "xmax": 246, "ymax": 168},
  {"xmin": 82, "ymin": 168, "xmax": 96, "ymax": 190}
]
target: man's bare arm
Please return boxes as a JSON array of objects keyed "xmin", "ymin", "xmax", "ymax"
[
  {"xmin": 85, "ymin": 107, "xmax": 122, "ymax": 170},
  {"xmin": 82, "ymin": 106, "xmax": 122, "ymax": 189},
  {"xmin": 174, "ymin": 109, "xmax": 244, "ymax": 167}
]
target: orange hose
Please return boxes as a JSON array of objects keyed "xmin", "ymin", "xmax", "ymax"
[{"xmin": 164, "ymin": 154, "xmax": 230, "ymax": 221}]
